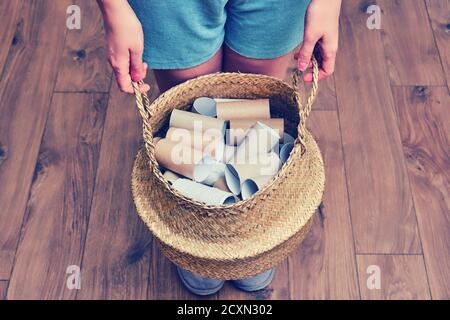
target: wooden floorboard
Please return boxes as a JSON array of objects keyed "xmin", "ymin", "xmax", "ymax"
[
  {"xmin": 288, "ymin": 111, "xmax": 360, "ymax": 300},
  {"xmin": 0, "ymin": 0, "xmax": 449, "ymax": 299},
  {"xmin": 425, "ymin": 0, "xmax": 450, "ymax": 91},
  {"xmin": 334, "ymin": 0, "xmax": 421, "ymax": 254},
  {"xmin": 0, "ymin": 1, "xmax": 22, "ymax": 76},
  {"xmin": 55, "ymin": 0, "xmax": 112, "ymax": 92},
  {"xmin": 0, "ymin": 0, "xmax": 70, "ymax": 280},
  {"xmin": 0, "ymin": 281, "xmax": 8, "ymax": 300},
  {"xmin": 391, "ymin": 86, "xmax": 450, "ymax": 299},
  {"xmin": 379, "ymin": 0, "xmax": 446, "ymax": 86},
  {"xmin": 357, "ymin": 255, "xmax": 430, "ymax": 300},
  {"xmin": 76, "ymin": 85, "xmax": 152, "ymax": 300},
  {"xmin": 6, "ymin": 93, "xmax": 107, "ymax": 300}
]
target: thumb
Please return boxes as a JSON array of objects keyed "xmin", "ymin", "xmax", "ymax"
[{"xmin": 296, "ymin": 35, "xmax": 317, "ymax": 71}]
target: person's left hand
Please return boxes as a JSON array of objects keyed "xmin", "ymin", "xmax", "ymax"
[{"xmin": 295, "ymin": 0, "xmax": 342, "ymax": 82}]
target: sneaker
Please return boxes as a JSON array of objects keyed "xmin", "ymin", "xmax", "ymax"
[
  {"xmin": 231, "ymin": 268, "xmax": 275, "ymax": 292},
  {"xmin": 176, "ymin": 267, "xmax": 225, "ymax": 296}
]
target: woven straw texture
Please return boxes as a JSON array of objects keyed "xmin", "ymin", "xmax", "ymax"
[{"xmin": 130, "ymin": 60, "xmax": 325, "ymax": 279}]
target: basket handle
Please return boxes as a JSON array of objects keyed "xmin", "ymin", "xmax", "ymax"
[
  {"xmin": 292, "ymin": 56, "xmax": 319, "ymax": 151},
  {"xmin": 131, "ymin": 80, "xmax": 160, "ymax": 173}
]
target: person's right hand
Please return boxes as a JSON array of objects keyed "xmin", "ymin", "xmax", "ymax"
[{"xmin": 98, "ymin": 0, "xmax": 150, "ymax": 94}]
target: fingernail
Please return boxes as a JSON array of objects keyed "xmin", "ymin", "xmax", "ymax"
[{"xmin": 298, "ymin": 62, "xmax": 308, "ymax": 71}]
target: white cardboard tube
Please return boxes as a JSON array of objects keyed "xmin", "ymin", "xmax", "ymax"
[
  {"xmin": 163, "ymin": 170, "xmax": 181, "ymax": 185},
  {"xmin": 283, "ymin": 132, "xmax": 295, "ymax": 145},
  {"xmin": 216, "ymin": 99, "xmax": 270, "ymax": 120},
  {"xmin": 193, "ymin": 157, "xmax": 226, "ymax": 186},
  {"xmin": 230, "ymin": 122, "xmax": 280, "ymax": 164},
  {"xmin": 169, "ymin": 109, "xmax": 226, "ymax": 136},
  {"xmin": 225, "ymin": 152, "xmax": 281, "ymax": 195},
  {"xmin": 241, "ymin": 174, "xmax": 277, "ymax": 200},
  {"xmin": 228, "ymin": 118, "xmax": 284, "ymax": 145},
  {"xmin": 172, "ymin": 179, "xmax": 237, "ymax": 205},
  {"xmin": 280, "ymin": 142, "xmax": 294, "ymax": 163},
  {"xmin": 192, "ymin": 97, "xmax": 217, "ymax": 117},
  {"xmin": 154, "ymin": 139, "xmax": 204, "ymax": 179}
]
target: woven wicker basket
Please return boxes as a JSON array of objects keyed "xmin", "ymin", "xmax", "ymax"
[{"xmin": 130, "ymin": 59, "xmax": 325, "ymax": 280}]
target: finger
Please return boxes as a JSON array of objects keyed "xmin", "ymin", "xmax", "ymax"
[
  {"xmin": 139, "ymin": 83, "xmax": 150, "ymax": 93},
  {"xmin": 130, "ymin": 48, "xmax": 145, "ymax": 82},
  {"xmin": 116, "ymin": 72, "xmax": 134, "ymax": 93},
  {"xmin": 302, "ymin": 69, "xmax": 329, "ymax": 82},
  {"xmin": 319, "ymin": 43, "xmax": 337, "ymax": 78},
  {"xmin": 296, "ymin": 33, "xmax": 318, "ymax": 71}
]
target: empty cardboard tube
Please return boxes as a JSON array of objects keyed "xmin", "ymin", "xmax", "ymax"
[
  {"xmin": 216, "ymin": 99, "xmax": 270, "ymax": 120},
  {"xmin": 166, "ymin": 127, "xmax": 224, "ymax": 161},
  {"xmin": 280, "ymin": 142, "xmax": 294, "ymax": 163},
  {"xmin": 169, "ymin": 109, "xmax": 226, "ymax": 136},
  {"xmin": 213, "ymin": 98, "xmax": 247, "ymax": 103},
  {"xmin": 172, "ymin": 179, "xmax": 237, "ymax": 205},
  {"xmin": 228, "ymin": 118, "xmax": 284, "ymax": 145},
  {"xmin": 192, "ymin": 97, "xmax": 217, "ymax": 117},
  {"xmin": 225, "ymin": 152, "xmax": 281, "ymax": 195},
  {"xmin": 283, "ymin": 132, "xmax": 295, "ymax": 145},
  {"xmin": 155, "ymin": 138, "xmax": 204, "ymax": 179},
  {"xmin": 230, "ymin": 122, "xmax": 281, "ymax": 164},
  {"xmin": 241, "ymin": 174, "xmax": 277, "ymax": 200},
  {"xmin": 213, "ymin": 176, "xmax": 232, "ymax": 193},
  {"xmin": 193, "ymin": 157, "xmax": 226, "ymax": 186},
  {"xmin": 163, "ymin": 170, "xmax": 181, "ymax": 185}
]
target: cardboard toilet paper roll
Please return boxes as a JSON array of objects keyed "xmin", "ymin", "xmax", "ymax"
[
  {"xmin": 280, "ymin": 142, "xmax": 294, "ymax": 163},
  {"xmin": 169, "ymin": 109, "xmax": 226, "ymax": 136},
  {"xmin": 231, "ymin": 122, "xmax": 281, "ymax": 164},
  {"xmin": 283, "ymin": 132, "xmax": 295, "ymax": 145},
  {"xmin": 228, "ymin": 118, "xmax": 284, "ymax": 145},
  {"xmin": 192, "ymin": 97, "xmax": 217, "ymax": 117},
  {"xmin": 172, "ymin": 178, "xmax": 237, "ymax": 205},
  {"xmin": 216, "ymin": 99, "xmax": 270, "ymax": 120},
  {"xmin": 213, "ymin": 98, "xmax": 247, "ymax": 103},
  {"xmin": 221, "ymin": 144, "xmax": 237, "ymax": 163},
  {"xmin": 225, "ymin": 152, "xmax": 281, "ymax": 195},
  {"xmin": 213, "ymin": 176, "xmax": 232, "ymax": 193},
  {"xmin": 241, "ymin": 174, "xmax": 277, "ymax": 200},
  {"xmin": 155, "ymin": 139, "xmax": 204, "ymax": 179},
  {"xmin": 163, "ymin": 170, "xmax": 181, "ymax": 184},
  {"xmin": 193, "ymin": 157, "xmax": 226, "ymax": 186},
  {"xmin": 166, "ymin": 127, "xmax": 224, "ymax": 161}
]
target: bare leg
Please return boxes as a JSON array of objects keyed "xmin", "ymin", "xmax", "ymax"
[
  {"xmin": 153, "ymin": 47, "xmax": 223, "ymax": 92},
  {"xmin": 222, "ymin": 44, "xmax": 294, "ymax": 80}
]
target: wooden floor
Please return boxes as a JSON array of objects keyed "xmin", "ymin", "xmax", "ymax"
[{"xmin": 0, "ymin": 0, "xmax": 448, "ymax": 300}]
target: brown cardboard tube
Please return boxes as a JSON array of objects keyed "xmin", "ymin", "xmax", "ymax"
[
  {"xmin": 228, "ymin": 118, "xmax": 284, "ymax": 145},
  {"xmin": 169, "ymin": 109, "xmax": 225, "ymax": 136},
  {"xmin": 216, "ymin": 99, "xmax": 270, "ymax": 120},
  {"xmin": 155, "ymin": 138, "xmax": 204, "ymax": 179},
  {"xmin": 166, "ymin": 127, "xmax": 224, "ymax": 161}
]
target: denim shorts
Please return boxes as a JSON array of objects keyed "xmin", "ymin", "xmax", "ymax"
[{"xmin": 129, "ymin": 0, "xmax": 311, "ymax": 69}]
